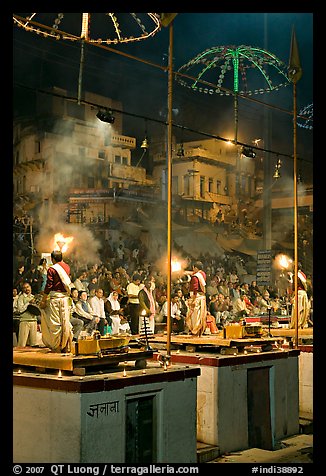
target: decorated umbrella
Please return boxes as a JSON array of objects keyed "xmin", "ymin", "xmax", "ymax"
[
  {"xmin": 13, "ymin": 13, "xmax": 161, "ymax": 44},
  {"xmin": 176, "ymin": 45, "xmax": 290, "ymax": 143},
  {"xmin": 298, "ymin": 103, "xmax": 313, "ymax": 130},
  {"xmin": 13, "ymin": 13, "xmax": 161, "ymax": 102}
]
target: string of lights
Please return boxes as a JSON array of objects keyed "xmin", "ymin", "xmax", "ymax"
[
  {"xmin": 13, "ymin": 81, "xmax": 312, "ymax": 165},
  {"xmin": 13, "ymin": 13, "xmax": 161, "ymax": 45},
  {"xmin": 13, "ymin": 36, "xmax": 311, "ymax": 123}
]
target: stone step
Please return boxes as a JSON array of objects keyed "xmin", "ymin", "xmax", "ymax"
[
  {"xmin": 197, "ymin": 442, "xmax": 220, "ymax": 463},
  {"xmin": 299, "ymin": 418, "xmax": 313, "ymax": 434}
]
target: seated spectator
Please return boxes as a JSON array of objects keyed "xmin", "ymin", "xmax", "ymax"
[
  {"xmin": 73, "ymin": 271, "xmax": 88, "ymax": 293},
  {"xmin": 256, "ymin": 290, "xmax": 272, "ymax": 313},
  {"xmin": 174, "ymin": 288, "xmax": 188, "ymax": 333},
  {"xmin": 241, "ymin": 291, "xmax": 255, "ymax": 313},
  {"xmin": 232, "ymin": 293, "xmax": 251, "ymax": 321},
  {"xmin": 217, "ymin": 279, "xmax": 230, "ymax": 298},
  {"xmin": 206, "ymin": 278, "xmax": 219, "ymax": 297},
  {"xmin": 105, "ymin": 291, "xmax": 130, "ymax": 335},
  {"xmin": 210, "ymin": 293, "xmax": 232, "ymax": 327},
  {"xmin": 159, "ymin": 294, "xmax": 183, "ymax": 334},
  {"xmin": 89, "ymin": 288, "xmax": 107, "ymax": 336},
  {"xmin": 16, "ymin": 282, "xmax": 38, "ymax": 347},
  {"xmin": 205, "ymin": 311, "xmax": 219, "ymax": 334},
  {"xmin": 230, "ymin": 283, "xmax": 241, "ymax": 304},
  {"xmin": 75, "ymin": 290, "xmax": 99, "ymax": 335},
  {"xmin": 87, "ymin": 275, "xmax": 99, "ymax": 297},
  {"xmin": 229, "ymin": 269, "xmax": 239, "ymax": 285},
  {"xmin": 209, "ymin": 294, "xmax": 219, "ymax": 320},
  {"xmin": 24, "ymin": 264, "xmax": 42, "ymax": 294},
  {"xmin": 110, "ymin": 271, "xmax": 127, "ymax": 299},
  {"xmin": 249, "ymin": 280, "xmax": 261, "ymax": 303},
  {"xmin": 13, "ymin": 287, "xmax": 20, "ymax": 343},
  {"xmin": 68, "ymin": 287, "xmax": 84, "ymax": 341},
  {"xmin": 271, "ymin": 295, "xmax": 282, "ymax": 313}
]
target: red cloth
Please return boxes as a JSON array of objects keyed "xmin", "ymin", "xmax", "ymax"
[
  {"xmin": 190, "ymin": 271, "xmax": 206, "ymax": 295},
  {"xmin": 44, "ymin": 261, "xmax": 71, "ymax": 295},
  {"xmin": 206, "ymin": 313, "xmax": 219, "ymax": 334}
]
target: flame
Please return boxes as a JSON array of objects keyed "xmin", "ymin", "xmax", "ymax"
[
  {"xmin": 274, "ymin": 253, "xmax": 292, "ymax": 270},
  {"xmin": 53, "ymin": 233, "xmax": 74, "ymax": 253},
  {"xmin": 171, "ymin": 259, "xmax": 181, "ymax": 273}
]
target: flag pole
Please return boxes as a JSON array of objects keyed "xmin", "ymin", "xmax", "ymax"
[
  {"xmin": 77, "ymin": 14, "xmax": 89, "ymax": 105},
  {"xmin": 160, "ymin": 14, "xmax": 178, "ymax": 361},
  {"xmin": 288, "ymin": 26, "xmax": 302, "ymax": 348},
  {"xmin": 166, "ymin": 21, "xmax": 174, "ymax": 359},
  {"xmin": 293, "ymin": 80, "xmax": 299, "ymax": 348}
]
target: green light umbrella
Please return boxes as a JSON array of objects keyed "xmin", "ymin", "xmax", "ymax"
[{"xmin": 176, "ymin": 45, "xmax": 290, "ymax": 142}]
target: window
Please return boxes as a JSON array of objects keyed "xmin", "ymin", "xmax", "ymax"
[
  {"xmin": 241, "ymin": 174, "xmax": 247, "ymax": 193},
  {"xmin": 114, "ymin": 155, "xmax": 121, "ymax": 164},
  {"xmin": 88, "ymin": 176, "xmax": 95, "ymax": 188},
  {"xmin": 208, "ymin": 178, "xmax": 213, "ymax": 193},
  {"xmin": 35, "ymin": 141, "xmax": 41, "ymax": 154},
  {"xmin": 101, "ymin": 177, "xmax": 108, "ymax": 188},
  {"xmin": 216, "ymin": 180, "xmax": 221, "ymax": 194},
  {"xmin": 183, "ymin": 174, "xmax": 190, "ymax": 195},
  {"xmin": 200, "ymin": 175, "xmax": 205, "ymax": 197},
  {"xmin": 98, "ymin": 150, "xmax": 106, "ymax": 159},
  {"xmin": 97, "ymin": 160, "xmax": 104, "ymax": 176},
  {"xmin": 172, "ymin": 176, "xmax": 178, "ymax": 195},
  {"xmin": 73, "ymin": 174, "xmax": 81, "ymax": 187}
]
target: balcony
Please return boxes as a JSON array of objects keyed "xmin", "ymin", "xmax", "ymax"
[{"xmin": 110, "ymin": 134, "xmax": 136, "ymax": 149}]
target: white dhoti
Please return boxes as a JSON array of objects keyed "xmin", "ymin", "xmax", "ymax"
[
  {"xmin": 186, "ymin": 294, "xmax": 207, "ymax": 336},
  {"xmin": 41, "ymin": 291, "xmax": 73, "ymax": 352},
  {"xmin": 290, "ymin": 290, "xmax": 311, "ymax": 329}
]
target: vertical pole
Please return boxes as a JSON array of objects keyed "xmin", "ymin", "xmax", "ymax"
[
  {"xmin": 77, "ymin": 40, "xmax": 85, "ymax": 105},
  {"xmin": 78, "ymin": 14, "xmax": 89, "ymax": 105},
  {"xmin": 232, "ymin": 52, "xmax": 239, "ymax": 144},
  {"xmin": 166, "ymin": 21, "xmax": 174, "ymax": 359},
  {"xmin": 234, "ymin": 93, "xmax": 238, "ymax": 144},
  {"xmin": 263, "ymin": 13, "xmax": 272, "ymax": 251},
  {"xmin": 293, "ymin": 82, "xmax": 299, "ymax": 348},
  {"xmin": 288, "ymin": 26, "xmax": 302, "ymax": 348}
]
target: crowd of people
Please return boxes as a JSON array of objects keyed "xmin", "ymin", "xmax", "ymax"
[
  {"xmin": 13, "ymin": 240, "xmax": 313, "ymax": 351},
  {"xmin": 13, "ymin": 207, "xmax": 313, "ymax": 352}
]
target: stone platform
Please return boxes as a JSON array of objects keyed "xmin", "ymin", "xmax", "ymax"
[{"xmin": 13, "ymin": 346, "xmax": 153, "ymax": 375}]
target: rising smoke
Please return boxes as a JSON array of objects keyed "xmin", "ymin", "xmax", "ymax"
[
  {"xmin": 33, "ymin": 118, "xmax": 106, "ymax": 266},
  {"xmin": 34, "ymin": 207, "xmax": 101, "ymax": 266}
]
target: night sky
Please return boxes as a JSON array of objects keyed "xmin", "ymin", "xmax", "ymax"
[{"xmin": 13, "ymin": 12, "xmax": 313, "ymax": 177}]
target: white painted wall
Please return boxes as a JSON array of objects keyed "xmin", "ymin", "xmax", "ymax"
[
  {"xmin": 14, "ymin": 376, "xmax": 198, "ymax": 463},
  {"xmin": 196, "ymin": 354, "xmax": 299, "ymax": 453},
  {"xmin": 299, "ymin": 350, "xmax": 313, "ymax": 418},
  {"xmin": 13, "ymin": 388, "xmax": 81, "ymax": 462}
]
